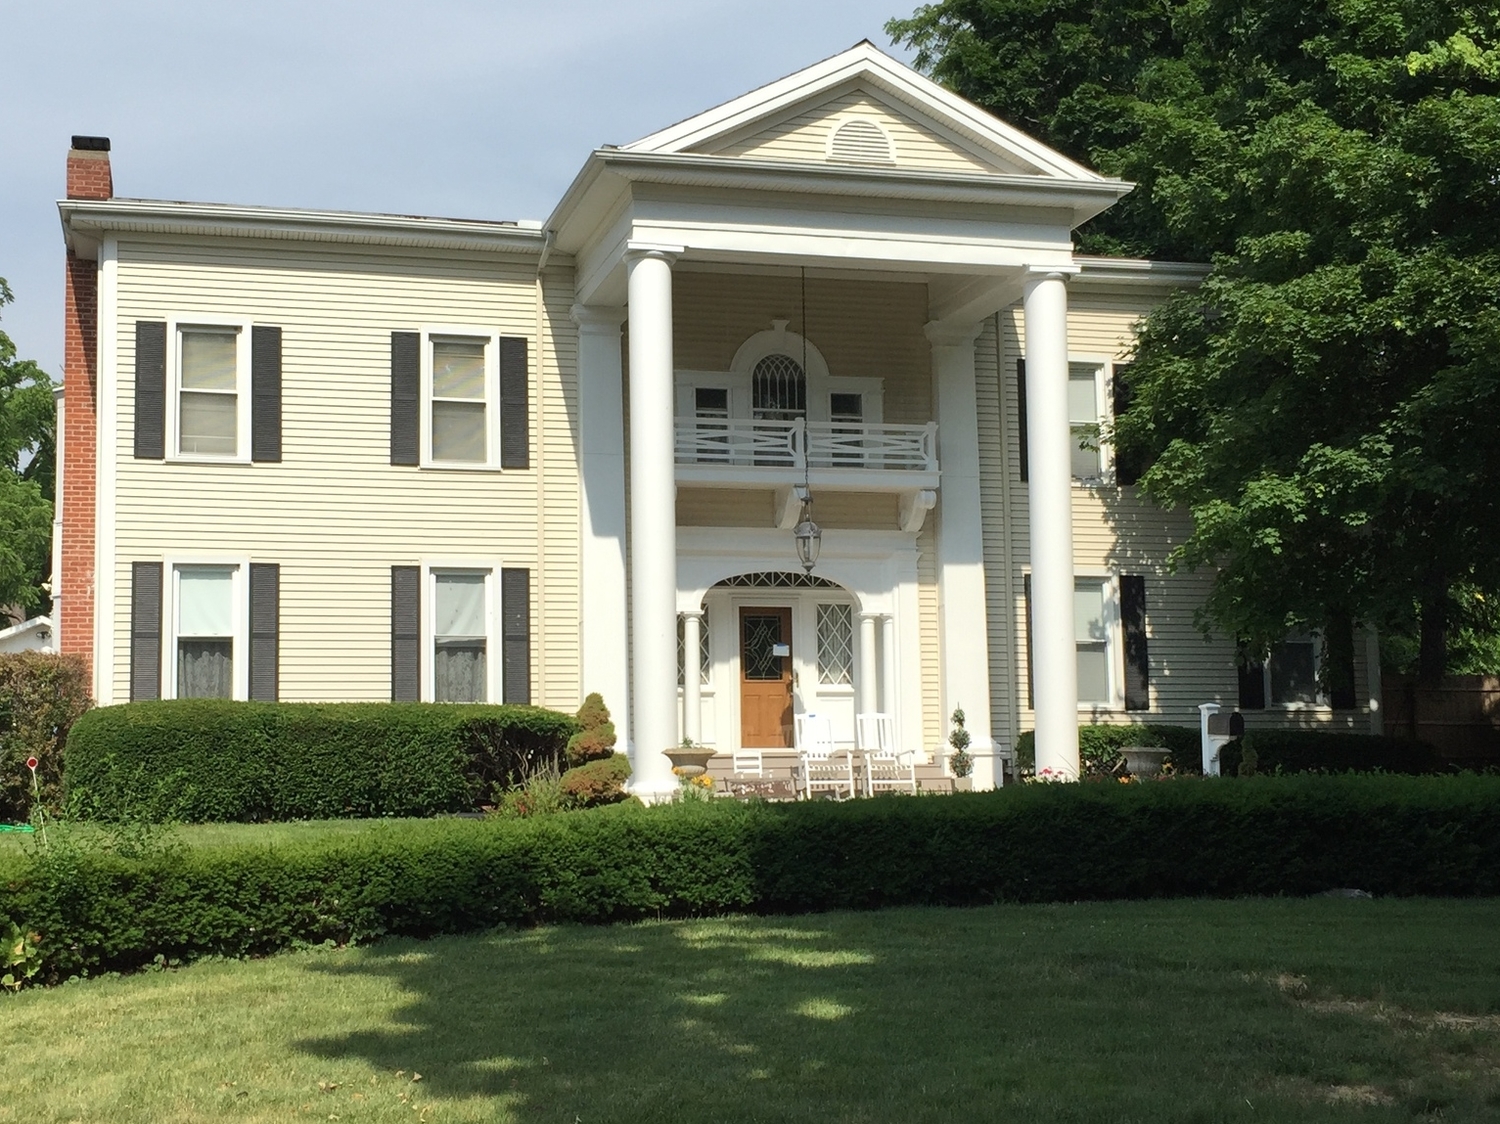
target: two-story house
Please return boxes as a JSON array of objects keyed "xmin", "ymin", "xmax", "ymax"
[{"xmin": 54, "ymin": 43, "xmax": 1382, "ymax": 799}]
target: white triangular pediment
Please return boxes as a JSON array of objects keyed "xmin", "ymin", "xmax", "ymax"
[{"xmin": 623, "ymin": 41, "xmax": 1103, "ymax": 182}]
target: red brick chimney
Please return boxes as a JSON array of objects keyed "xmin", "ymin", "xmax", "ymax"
[{"xmin": 60, "ymin": 136, "xmax": 112, "ymax": 684}]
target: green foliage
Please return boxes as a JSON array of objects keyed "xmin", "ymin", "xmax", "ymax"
[
  {"xmin": 1, "ymin": 774, "xmax": 1497, "ymax": 983},
  {"xmin": 64, "ymin": 701, "xmax": 578, "ymax": 822},
  {"xmin": 890, "ymin": 2, "xmax": 1500, "ymax": 678},
  {"xmin": 1016, "ymin": 723, "xmax": 1201, "ymax": 775},
  {"xmin": 492, "ymin": 760, "xmax": 570, "ymax": 819},
  {"xmin": 565, "ymin": 692, "xmax": 617, "ymax": 766},
  {"xmin": 1223, "ymin": 729, "xmax": 1441, "ymax": 776},
  {"xmin": 2, "ymin": 919, "xmax": 41, "ymax": 990},
  {"xmin": 0, "ymin": 278, "xmax": 54, "ymax": 622},
  {"xmin": 559, "ymin": 754, "xmax": 632, "ymax": 808},
  {"xmin": 0, "ymin": 653, "xmax": 91, "ymax": 821},
  {"xmin": 947, "ymin": 706, "xmax": 974, "ymax": 777}
]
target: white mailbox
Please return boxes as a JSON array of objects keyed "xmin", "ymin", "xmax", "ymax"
[{"xmin": 1198, "ymin": 703, "xmax": 1244, "ymax": 776}]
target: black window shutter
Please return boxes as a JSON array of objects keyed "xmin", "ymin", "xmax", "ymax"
[
  {"xmin": 130, "ymin": 561, "xmax": 163, "ymax": 701},
  {"xmin": 1327, "ymin": 620, "xmax": 1358, "ymax": 709},
  {"xmin": 391, "ymin": 565, "xmax": 421, "ymax": 700},
  {"xmin": 501, "ymin": 567, "xmax": 531, "ymax": 704},
  {"xmin": 1121, "ymin": 574, "xmax": 1150, "ymax": 711},
  {"xmin": 499, "ymin": 336, "xmax": 530, "ymax": 469},
  {"xmin": 248, "ymin": 563, "xmax": 280, "ymax": 701},
  {"xmin": 251, "ymin": 325, "xmax": 282, "ymax": 463},
  {"xmin": 1237, "ymin": 642, "xmax": 1267, "ymax": 710},
  {"xmin": 1112, "ymin": 364, "xmax": 1141, "ymax": 486},
  {"xmin": 134, "ymin": 321, "xmax": 166, "ymax": 459},
  {"xmin": 390, "ymin": 331, "xmax": 420, "ymax": 466},
  {"xmin": 1016, "ymin": 357, "xmax": 1029, "ymax": 483},
  {"xmin": 1023, "ymin": 572, "xmax": 1034, "ymax": 710}
]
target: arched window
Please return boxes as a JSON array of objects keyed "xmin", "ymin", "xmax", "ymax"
[{"xmin": 752, "ymin": 353, "xmax": 807, "ymax": 422}]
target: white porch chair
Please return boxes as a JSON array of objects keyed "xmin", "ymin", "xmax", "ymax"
[
  {"xmin": 730, "ymin": 749, "xmax": 764, "ymax": 778},
  {"xmin": 857, "ymin": 712, "xmax": 917, "ymax": 796},
  {"xmin": 794, "ymin": 713, "xmax": 856, "ymax": 800}
]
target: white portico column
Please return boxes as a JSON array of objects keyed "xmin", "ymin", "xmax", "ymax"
[
  {"xmin": 681, "ymin": 609, "xmax": 704, "ymax": 744},
  {"xmin": 626, "ymin": 247, "xmax": 682, "ymax": 800},
  {"xmin": 1023, "ymin": 269, "xmax": 1081, "ymax": 778},
  {"xmin": 881, "ymin": 614, "xmax": 898, "ymax": 718},
  {"xmin": 926, "ymin": 320, "xmax": 997, "ymax": 789},
  {"xmin": 857, "ymin": 611, "xmax": 880, "ymax": 718},
  {"xmin": 572, "ymin": 305, "xmax": 629, "ymax": 742}
]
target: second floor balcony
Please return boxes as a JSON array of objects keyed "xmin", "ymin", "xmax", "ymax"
[{"xmin": 674, "ymin": 417, "xmax": 939, "ymax": 492}]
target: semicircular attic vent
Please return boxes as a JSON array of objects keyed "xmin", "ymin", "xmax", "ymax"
[{"xmin": 827, "ymin": 117, "xmax": 895, "ymax": 165}]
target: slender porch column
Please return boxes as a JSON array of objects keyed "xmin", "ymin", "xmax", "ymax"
[
  {"xmin": 857, "ymin": 611, "xmax": 880, "ymax": 718},
  {"xmin": 626, "ymin": 247, "xmax": 682, "ymax": 800},
  {"xmin": 572, "ymin": 305, "xmax": 629, "ymax": 742},
  {"xmin": 681, "ymin": 610, "xmax": 704, "ymax": 744},
  {"xmin": 1023, "ymin": 269, "xmax": 1081, "ymax": 778},
  {"xmin": 925, "ymin": 319, "xmax": 996, "ymax": 789},
  {"xmin": 880, "ymin": 614, "xmax": 898, "ymax": 719}
]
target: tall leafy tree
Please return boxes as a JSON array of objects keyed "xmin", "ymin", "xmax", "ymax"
[
  {"xmin": 890, "ymin": 1, "xmax": 1500, "ymax": 681},
  {"xmin": 0, "ymin": 278, "xmax": 54, "ymax": 624}
]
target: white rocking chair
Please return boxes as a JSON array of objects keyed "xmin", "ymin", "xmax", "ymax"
[
  {"xmin": 795, "ymin": 713, "xmax": 856, "ymax": 800},
  {"xmin": 857, "ymin": 712, "xmax": 917, "ymax": 796}
]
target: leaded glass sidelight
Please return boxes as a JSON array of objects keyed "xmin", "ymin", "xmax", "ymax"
[{"xmin": 816, "ymin": 603, "xmax": 854, "ymax": 685}]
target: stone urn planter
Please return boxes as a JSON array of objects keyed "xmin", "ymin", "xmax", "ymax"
[
  {"xmin": 663, "ymin": 746, "xmax": 716, "ymax": 778},
  {"xmin": 1119, "ymin": 746, "xmax": 1171, "ymax": 778}
]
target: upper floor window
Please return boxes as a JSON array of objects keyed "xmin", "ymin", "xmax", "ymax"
[
  {"xmin": 1069, "ymin": 363, "xmax": 1104, "ymax": 481},
  {"xmin": 170, "ymin": 319, "xmax": 251, "ymax": 460},
  {"xmin": 428, "ymin": 335, "xmax": 495, "ymax": 465},
  {"xmin": 752, "ymin": 354, "xmax": 807, "ymax": 422}
]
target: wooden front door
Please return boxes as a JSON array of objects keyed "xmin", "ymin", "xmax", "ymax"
[{"xmin": 740, "ymin": 607, "xmax": 794, "ymax": 747}]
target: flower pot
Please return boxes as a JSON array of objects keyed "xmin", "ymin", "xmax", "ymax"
[
  {"xmin": 663, "ymin": 747, "xmax": 716, "ymax": 778},
  {"xmin": 952, "ymin": 776, "xmax": 973, "ymax": 792}
]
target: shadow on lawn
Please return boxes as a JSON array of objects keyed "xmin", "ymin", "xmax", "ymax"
[{"xmin": 294, "ymin": 916, "xmax": 925, "ymax": 1120}]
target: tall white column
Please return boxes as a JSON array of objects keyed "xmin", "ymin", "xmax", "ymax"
[
  {"xmin": 572, "ymin": 305, "xmax": 630, "ymax": 743},
  {"xmin": 925, "ymin": 320, "xmax": 996, "ymax": 789},
  {"xmin": 681, "ymin": 609, "xmax": 703, "ymax": 744},
  {"xmin": 625, "ymin": 247, "xmax": 681, "ymax": 801},
  {"xmin": 881, "ymin": 614, "xmax": 898, "ymax": 720},
  {"xmin": 1023, "ymin": 269, "xmax": 1080, "ymax": 778},
  {"xmin": 857, "ymin": 611, "xmax": 880, "ymax": 718}
]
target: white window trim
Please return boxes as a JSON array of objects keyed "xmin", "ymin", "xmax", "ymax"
[
  {"xmin": 163, "ymin": 555, "xmax": 250, "ymax": 701},
  {"xmin": 1074, "ymin": 569, "xmax": 1123, "ymax": 712},
  {"xmin": 420, "ymin": 326, "xmax": 502, "ymax": 471},
  {"xmin": 1263, "ymin": 632, "xmax": 1329, "ymax": 711},
  {"xmin": 165, "ymin": 314, "xmax": 253, "ymax": 465},
  {"xmin": 421, "ymin": 560, "xmax": 503, "ymax": 703},
  {"xmin": 1067, "ymin": 354, "xmax": 1114, "ymax": 487}
]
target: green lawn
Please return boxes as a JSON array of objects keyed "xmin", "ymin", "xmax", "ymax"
[
  {"xmin": 4, "ymin": 898, "xmax": 1499, "ymax": 1123},
  {"xmin": 0, "ymin": 816, "xmax": 437, "ymax": 858}
]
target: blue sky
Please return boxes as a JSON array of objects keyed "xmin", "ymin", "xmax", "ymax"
[{"xmin": 0, "ymin": 1, "xmax": 917, "ymax": 379}]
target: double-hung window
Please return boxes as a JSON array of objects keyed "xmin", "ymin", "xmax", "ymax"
[
  {"xmin": 170, "ymin": 318, "xmax": 251, "ymax": 460},
  {"xmin": 425, "ymin": 332, "xmax": 499, "ymax": 466},
  {"xmin": 1074, "ymin": 577, "xmax": 1114, "ymax": 706},
  {"xmin": 1069, "ymin": 363, "xmax": 1104, "ymax": 481},
  {"xmin": 170, "ymin": 562, "xmax": 244, "ymax": 699},
  {"xmin": 430, "ymin": 569, "xmax": 494, "ymax": 702}
]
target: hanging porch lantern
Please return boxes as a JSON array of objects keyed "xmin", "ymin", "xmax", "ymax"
[{"xmin": 793, "ymin": 496, "xmax": 822, "ymax": 573}]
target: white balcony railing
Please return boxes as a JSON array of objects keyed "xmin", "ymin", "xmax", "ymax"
[{"xmin": 674, "ymin": 418, "xmax": 939, "ymax": 473}]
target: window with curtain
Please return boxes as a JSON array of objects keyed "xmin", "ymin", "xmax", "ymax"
[
  {"xmin": 430, "ymin": 338, "xmax": 489, "ymax": 463},
  {"xmin": 817, "ymin": 603, "xmax": 854, "ymax": 686},
  {"xmin": 434, "ymin": 571, "xmax": 488, "ymax": 702},
  {"xmin": 1068, "ymin": 363, "xmax": 1102, "ymax": 480},
  {"xmin": 176, "ymin": 565, "xmax": 235, "ymax": 698},
  {"xmin": 1075, "ymin": 579, "xmax": 1111, "ymax": 705},
  {"xmin": 178, "ymin": 327, "xmax": 239, "ymax": 456}
]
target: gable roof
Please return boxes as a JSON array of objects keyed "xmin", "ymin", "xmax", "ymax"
[{"xmin": 621, "ymin": 41, "xmax": 1102, "ymax": 182}]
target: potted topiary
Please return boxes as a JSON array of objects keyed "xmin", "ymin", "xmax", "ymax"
[{"xmin": 947, "ymin": 707, "xmax": 974, "ymax": 791}]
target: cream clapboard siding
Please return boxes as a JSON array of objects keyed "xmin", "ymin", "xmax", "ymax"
[
  {"xmin": 108, "ymin": 237, "xmax": 580, "ymax": 707},
  {"xmin": 979, "ymin": 295, "xmax": 1376, "ymax": 744},
  {"xmin": 677, "ymin": 488, "xmax": 898, "ymax": 530},
  {"xmin": 704, "ymin": 88, "xmax": 1012, "ymax": 175}
]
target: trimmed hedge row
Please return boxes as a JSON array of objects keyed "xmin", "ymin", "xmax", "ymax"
[
  {"xmin": 65, "ymin": 701, "xmax": 579, "ymax": 822},
  {"xmin": 4, "ymin": 773, "xmax": 1497, "ymax": 982},
  {"xmin": 1223, "ymin": 729, "xmax": 1441, "ymax": 776},
  {"xmin": 1016, "ymin": 723, "xmax": 1202, "ymax": 774}
]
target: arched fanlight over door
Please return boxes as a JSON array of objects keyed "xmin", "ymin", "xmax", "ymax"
[{"xmin": 752, "ymin": 353, "xmax": 807, "ymax": 422}]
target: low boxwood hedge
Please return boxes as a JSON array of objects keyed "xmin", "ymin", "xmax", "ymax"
[
  {"xmin": 65, "ymin": 701, "xmax": 579, "ymax": 822},
  {"xmin": 1016, "ymin": 723, "xmax": 1202, "ymax": 774},
  {"xmin": 4, "ymin": 773, "xmax": 1497, "ymax": 983},
  {"xmin": 1222, "ymin": 728, "xmax": 1442, "ymax": 776}
]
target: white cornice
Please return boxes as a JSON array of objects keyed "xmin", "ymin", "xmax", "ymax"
[
  {"xmin": 1073, "ymin": 255, "xmax": 1211, "ymax": 290},
  {"xmin": 58, "ymin": 198, "xmax": 552, "ymax": 261}
]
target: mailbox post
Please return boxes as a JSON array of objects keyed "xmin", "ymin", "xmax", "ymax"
[{"xmin": 1198, "ymin": 702, "xmax": 1244, "ymax": 776}]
